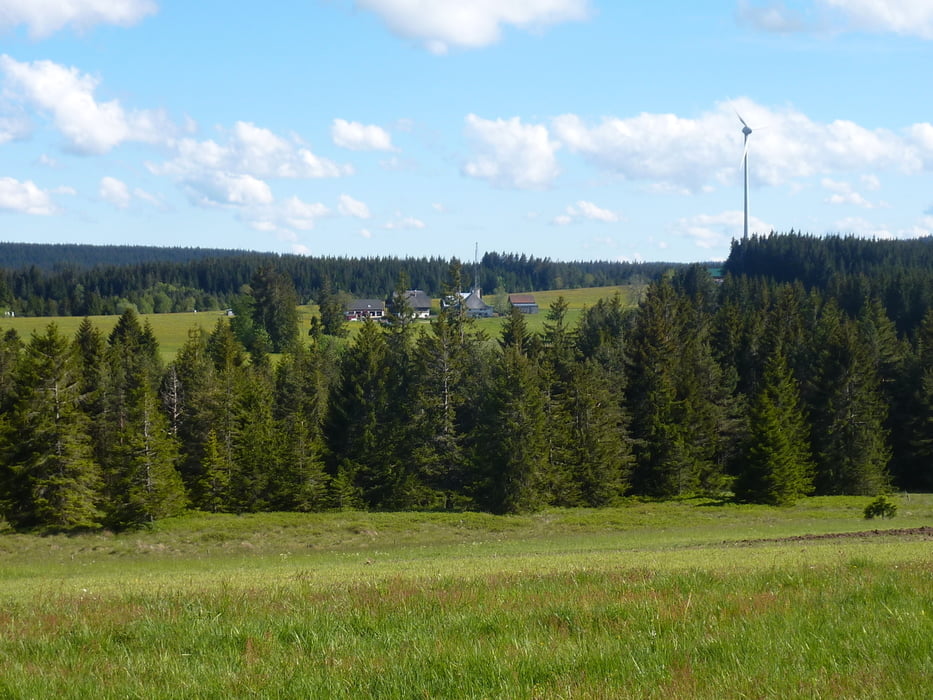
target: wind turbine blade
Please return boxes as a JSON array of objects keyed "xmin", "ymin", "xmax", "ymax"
[{"xmin": 735, "ymin": 109, "xmax": 749, "ymax": 128}]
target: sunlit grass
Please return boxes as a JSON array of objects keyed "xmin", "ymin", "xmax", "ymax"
[{"xmin": 0, "ymin": 497, "xmax": 930, "ymax": 698}]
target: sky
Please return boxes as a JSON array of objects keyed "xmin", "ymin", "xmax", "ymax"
[{"xmin": 1, "ymin": 1, "xmax": 933, "ymax": 264}]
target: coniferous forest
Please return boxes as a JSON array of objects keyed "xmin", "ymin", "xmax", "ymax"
[{"xmin": 1, "ymin": 233, "xmax": 932, "ymax": 531}]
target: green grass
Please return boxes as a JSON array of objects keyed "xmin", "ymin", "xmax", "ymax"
[
  {"xmin": 0, "ymin": 496, "xmax": 931, "ymax": 698},
  {"xmin": 0, "ymin": 286, "xmax": 634, "ymax": 359},
  {"xmin": 0, "ymin": 307, "xmax": 320, "ymax": 361}
]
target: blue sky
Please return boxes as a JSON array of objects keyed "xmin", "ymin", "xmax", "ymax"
[{"xmin": 1, "ymin": 1, "xmax": 933, "ymax": 263}]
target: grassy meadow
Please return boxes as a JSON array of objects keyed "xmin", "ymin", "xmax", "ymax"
[
  {"xmin": 0, "ymin": 285, "xmax": 634, "ymax": 360},
  {"xmin": 0, "ymin": 496, "xmax": 930, "ymax": 698}
]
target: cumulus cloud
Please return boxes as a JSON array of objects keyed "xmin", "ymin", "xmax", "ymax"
[
  {"xmin": 149, "ymin": 121, "xmax": 351, "ymax": 209},
  {"xmin": 0, "ymin": 55, "xmax": 174, "ymax": 154},
  {"xmin": 354, "ymin": 0, "xmax": 590, "ymax": 54},
  {"xmin": 99, "ymin": 175, "xmax": 161, "ymax": 209},
  {"xmin": 242, "ymin": 196, "xmax": 330, "ymax": 236},
  {"xmin": 552, "ymin": 98, "xmax": 927, "ymax": 193},
  {"xmin": 331, "ymin": 119, "xmax": 395, "ymax": 151},
  {"xmin": 0, "ymin": 111, "xmax": 30, "ymax": 144},
  {"xmin": 338, "ymin": 193, "xmax": 371, "ymax": 219},
  {"xmin": 463, "ymin": 114, "xmax": 560, "ymax": 189},
  {"xmin": 553, "ymin": 200, "xmax": 619, "ymax": 224},
  {"xmin": 99, "ymin": 176, "xmax": 131, "ymax": 208},
  {"xmin": 0, "ymin": 176, "xmax": 57, "ymax": 214},
  {"xmin": 384, "ymin": 213, "xmax": 425, "ymax": 230},
  {"xmin": 185, "ymin": 172, "xmax": 274, "ymax": 208},
  {"xmin": 738, "ymin": 0, "xmax": 933, "ymax": 39},
  {"xmin": 671, "ymin": 211, "xmax": 772, "ymax": 251},
  {"xmin": 155, "ymin": 121, "xmax": 352, "ymax": 181},
  {"xmin": 0, "ymin": 0, "xmax": 157, "ymax": 38},
  {"xmin": 821, "ymin": 178, "xmax": 885, "ymax": 208},
  {"xmin": 736, "ymin": 1, "xmax": 807, "ymax": 33}
]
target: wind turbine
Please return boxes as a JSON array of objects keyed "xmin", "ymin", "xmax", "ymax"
[{"xmin": 736, "ymin": 110, "xmax": 757, "ymax": 241}]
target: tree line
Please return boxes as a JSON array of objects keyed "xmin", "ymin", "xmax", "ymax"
[
  {"xmin": 0, "ymin": 245, "xmax": 675, "ymax": 318},
  {"xmin": 1, "ymin": 247, "xmax": 931, "ymax": 532}
]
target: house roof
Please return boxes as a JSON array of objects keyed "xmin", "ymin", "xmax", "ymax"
[
  {"xmin": 509, "ymin": 294, "xmax": 537, "ymax": 305},
  {"xmin": 347, "ymin": 299, "xmax": 385, "ymax": 312},
  {"xmin": 403, "ymin": 290, "xmax": 432, "ymax": 309},
  {"xmin": 463, "ymin": 290, "xmax": 491, "ymax": 310}
]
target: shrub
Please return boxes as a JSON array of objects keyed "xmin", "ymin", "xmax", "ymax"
[{"xmin": 863, "ymin": 495, "xmax": 897, "ymax": 520}]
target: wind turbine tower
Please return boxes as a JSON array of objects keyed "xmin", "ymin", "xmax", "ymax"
[{"xmin": 736, "ymin": 111, "xmax": 755, "ymax": 241}]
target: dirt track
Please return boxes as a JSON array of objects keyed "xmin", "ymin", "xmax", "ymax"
[{"xmin": 728, "ymin": 526, "xmax": 933, "ymax": 547}]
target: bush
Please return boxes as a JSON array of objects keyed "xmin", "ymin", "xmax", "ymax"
[{"xmin": 864, "ymin": 495, "xmax": 897, "ymax": 520}]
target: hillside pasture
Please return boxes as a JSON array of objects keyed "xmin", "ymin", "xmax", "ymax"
[{"xmin": 0, "ymin": 496, "xmax": 930, "ymax": 698}]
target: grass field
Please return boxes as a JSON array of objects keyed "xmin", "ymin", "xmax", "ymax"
[
  {"xmin": 0, "ymin": 496, "xmax": 930, "ymax": 698},
  {"xmin": 0, "ymin": 285, "xmax": 634, "ymax": 360}
]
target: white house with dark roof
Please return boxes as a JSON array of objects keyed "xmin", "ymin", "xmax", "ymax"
[
  {"xmin": 345, "ymin": 299, "xmax": 386, "ymax": 321},
  {"xmin": 403, "ymin": 290, "xmax": 432, "ymax": 319}
]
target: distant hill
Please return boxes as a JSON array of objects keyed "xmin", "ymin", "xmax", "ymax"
[{"xmin": 0, "ymin": 242, "xmax": 265, "ymax": 271}]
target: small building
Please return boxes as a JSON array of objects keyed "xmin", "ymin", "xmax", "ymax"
[
  {"xmin": 346, "ymin": 299, "xmax": 386, "ymax": 321},
  {"xmin": 403, "ymin": 290, "xmax": 432, "ymax": 319},
  {"xmin": 463, "ymin": 289, "xmax": 494, "ymax": 318},
  {"xmin": 508, "ymin": 293, "xmax": 538, "ymax": 314}
]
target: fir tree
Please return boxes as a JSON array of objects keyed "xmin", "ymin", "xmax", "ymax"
[
  {"xmin": 734, "ymin": 351, "xmax": 814, "ymax": 505},
  {"xmin": 808, "ymin": 303, "xmax": 891, "ymax": 495},
  {"xmin": 1, "ymin": 325, "xmax": 103, "ymax": 531},
  {"xmin": 99, "ymin": 309, "xmax": 187, "ymax": 527},
  {"xmin": 477, "ymin": 344, "xmax": 549, "ymax": 514}
]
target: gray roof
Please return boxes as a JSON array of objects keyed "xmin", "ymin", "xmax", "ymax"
[
  {"xmin": 403, "ymin": 290, "xmax": 432, "ymax": 309},
  {"xmin": 347, "ymin": 299, "xmax": 385, "ymax": 312}
]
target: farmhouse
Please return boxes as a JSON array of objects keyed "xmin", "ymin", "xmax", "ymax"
[
  {"xmin": 403, "ymin": 290, "xmax": 432, "ymax": 319},
  {"xmin": 346, "ymin": 299, "xmax": 386, "ymax": 321},
  {"xmin": 508, "ymin": 293, "xmax": 538, "ymax": 314},
  {"xmin": 462, "ymin": 289, "xmax": 494, "ymax": 318}
]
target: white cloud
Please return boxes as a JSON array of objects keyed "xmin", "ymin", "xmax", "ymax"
[
  {"xmin": 736, "ymin": 1, "xmax": 807, "ymax": 33},
  {"xmin": 821, "ymin": 178, "xmax": 883, "ymax": 208},
  {"xmin": 0, "ymin": 176, "xmax": 56, "ymax": 214},
  {"xmin": 739, "ymin": 0, "xmax": 933, "ymax": 39},
  {"xmin": 338, "ymin": 193, "xmax": 371, "ymax": 219},
  {"xmin": 155, "ymin": 121, "xmax": 352, "ymax": 181},
  {"xmin": 0, "ymin": 55, "xmax": 173, "ymax": 154},
  {"xmin": 575, "ymin": 200, "xmax": 619, "ymax": 222},
  {"xmin": 99, "ymin": 176, "xmax": 131, "ymax": 208},
  {"xmin": 150, "ymin": 121, "xmax": 351, "ymax": 209},
  {"xmin": 552, "ymin": 99, "xmax": 927, "ymax": 193},
  {"xmin": 0, "ymin": 111, "xmax": 30, "ymax": 144},
  {"xmin": 671, "ymin": 211, "xmax": 772, "ymax": 251},
  {"xmin": 553, "ymin": 200, "xmax": 619, "ymax": 225},
  {"xmin": 0, "ymin": 0, "xmax": 157, "ymax": 38},
  {"xmin": 463, "ymin": 113, "xmax": 560, "ymax": 189},
  {"xmin": 186, "ymin": 172, "xmax": 273, "ymax": 208},
  {"xmin": 242, "ymin": 196, "xmax": 330, "ymax": 236},
  {"xmin": 354, "ymin": 0, "xmax": 590, "ymax": 54},
  {"xmin": 821, "ymin": 0, "xmax": 933, "ymax": 38},
  {"xmin": 384, "ymin": 213, "xmax": 425, "ymax": 230},
  {"xmin": 331, "ymin": 119, "xmax": 395, "ymax": 151},
  {"xmin": 99, "ymin": 175, "xmax": 161, "ymax": 209}
]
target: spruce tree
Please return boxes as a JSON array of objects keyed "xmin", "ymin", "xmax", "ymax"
[
  {"xmin": 325, "ymin": 319, "xmax": 397, "ymax": 508},
  {"xmin": 1, "ymin": 325, "xmax": 103, "ymax": 531},
  {"xmin": 477, "ymin": 344, "xmax": 549, "ymax": 514},
  {"xmin": 808, "ymin": 303, "xmax": 891, "ymax": 495},
  {"xmin": 735, "ymin": 351, "xmax": 814, "ymax": 505},
  {"xmin": 99, "ymin": 309, "xmax": 186, "ymax": 527}
]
